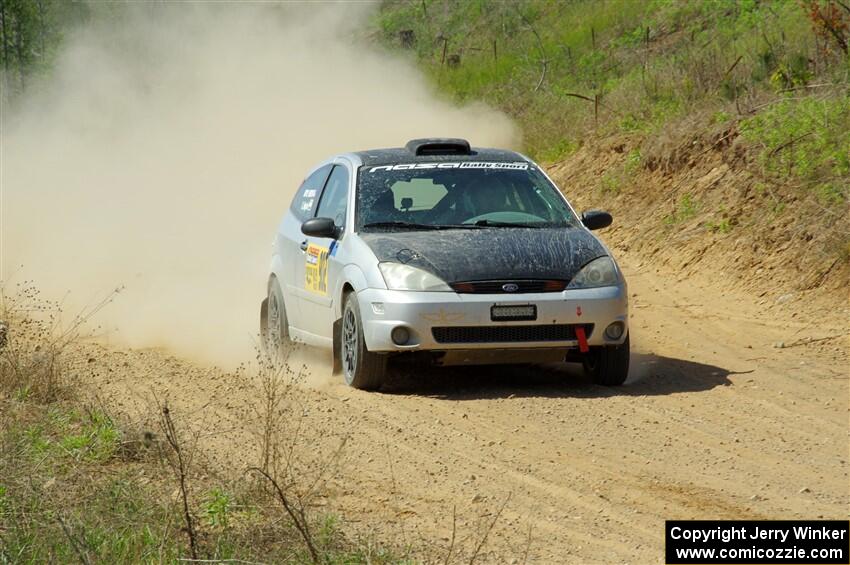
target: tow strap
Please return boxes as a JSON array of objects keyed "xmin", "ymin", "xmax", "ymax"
[{"xmin": 575, "ymin": 326, "xmax": 589, "ymax": 353}]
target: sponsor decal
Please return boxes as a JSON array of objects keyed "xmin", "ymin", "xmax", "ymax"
[
  {"xmin": 368, "ymin": 162, "xmax": 529, "ymax": 173},
  {"xmin": 305, "ymin": 243, "xmax": 329, "ymax": 295}
]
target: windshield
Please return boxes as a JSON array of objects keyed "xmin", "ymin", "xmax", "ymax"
[{"xmin": 356, "ymin": 161, "xmax": 580, "ymax": 231}]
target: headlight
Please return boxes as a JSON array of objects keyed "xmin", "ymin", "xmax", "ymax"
[
  {"xmin": 378, "ymin": 262, "xmax": 452, "ymax": 291},
  {"xmin": 567, "ymin": 256, "xmax": 619, "ymax": 289}
]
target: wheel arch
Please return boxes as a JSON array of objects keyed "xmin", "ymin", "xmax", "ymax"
[
  {"xmin": 268, "ymin": 253, "xmax": 285, "ymax": 287},
  {"xmin": 266, "ymin": 271, "xmax": 279, "ymax": 291},
  {"xmin": 334, "ymin": 264, "xmax": 369, "ymax": 319}
]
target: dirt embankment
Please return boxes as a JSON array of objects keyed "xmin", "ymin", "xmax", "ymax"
[{"xmin": 548, "ymin": 123, "xmax": 850, "ymax": 337}]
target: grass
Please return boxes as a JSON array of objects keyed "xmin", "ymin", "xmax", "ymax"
[
  {"xmin": 203, "ymin": 486, "xmax": 232, "ymax": 529},
  {"xmin": 0, "ymin": 401, "xmax": 177, "ymax": 563},
  {"xmin": 0, "ymin": 285, "xmax": 408, "ymax": 564},
  {"xmin": 0, "ymin": 393, "xmax": 406, "ymax": 564},
  {"xmin": 664, "ymin": 194, "xmax": 699, "ymax": 225},
  {"xmin": 378, "ymin": 1, "xmax": 812, "ymax": 137},
  {"xmin": 598, "ymin": 148, "xmax": 643, "ymax": 195},
  {"xmin": 706, "ymin": 218, "xmax": 733, "ymax": 234},
  {"xmin": 376, "ymin": 0, "xmax": 849, "ymax": 204},
  {"xmin": 740, "ymin": 95, "xmax": 850, "ymax": 203}
]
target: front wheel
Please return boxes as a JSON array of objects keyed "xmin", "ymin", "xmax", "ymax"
[
  {"xmin": 582, "ymin": 333, "xmax": 630, "ymax": 386},
  {"xmin": 340, "ymin": 293, "xmax": 386, "ymax": 391}
]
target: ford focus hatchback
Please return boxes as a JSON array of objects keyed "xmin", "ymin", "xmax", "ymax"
[{"xmin": 261, "ymin": 138, "xmax": 629, "ymax": 390}]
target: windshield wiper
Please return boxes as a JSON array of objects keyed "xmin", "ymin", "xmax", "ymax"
[
  {"xmin": 363, "ymin": 221, "xmax": 441, "ymax": 230},
  {"xmin": 362, "ymin": 221, "xmax": 484, "ymax": 231},
  {"xmin": 473, "ymin": 219, "xmax": 553, "ymax": 228}
]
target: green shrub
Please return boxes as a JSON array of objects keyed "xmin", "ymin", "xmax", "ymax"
[
  {"xmin": 664, "ymin": 194, "xmax": 699, "ymax": 224},
  {"xmin": 601, "ymin": 170, "xmax": 621, "ymax": 194},
  {"xmin": 741, "ymin": 96, "xmax": 850, "ymax": 202},
  {"xmin": 707, "ymin": 218, "xmax": 733, "ymax": 233},
  {"xmin": 204, "ymin": 487, "xmax": 232, "ymax": 529}
]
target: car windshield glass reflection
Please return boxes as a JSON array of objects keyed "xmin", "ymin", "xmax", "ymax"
[{"xmin": 356, "ymin": 164, "xmax": 580, "ymax": 231}]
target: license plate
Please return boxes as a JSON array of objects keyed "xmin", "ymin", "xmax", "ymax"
[{"xmin": 491, "ymin": 304, "xmax": 537, "ymax": 321}]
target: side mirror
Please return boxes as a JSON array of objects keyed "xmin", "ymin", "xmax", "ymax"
[
  {"xmin": 301, "ymin": 217, "xmax": 338, "ymax": 239},
  {"xmin": 581, "ymin": 210, "xmax": 613, "ymax": 231}
]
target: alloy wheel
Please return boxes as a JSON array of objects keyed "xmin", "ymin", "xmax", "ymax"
[
  {"xmin": 268, "ymin": 292, "xmax": 281, "ymax": 353},
  {"xmin": 342, "ymin": 306, "xmax": 358, "ymax": 380}
]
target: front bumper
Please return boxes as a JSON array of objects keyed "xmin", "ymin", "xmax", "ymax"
[{"xmin": 357, "ymin": 285, "xmax": 628, "ymax": 353}]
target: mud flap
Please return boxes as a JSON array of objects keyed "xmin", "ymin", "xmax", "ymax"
[
  {"xmin": 331, "ymin": 317, "xmax": 342, "ymax": 374},
  {"xmin": 575, "ymin": 326, "xmax": 590, "ymax": 353}
]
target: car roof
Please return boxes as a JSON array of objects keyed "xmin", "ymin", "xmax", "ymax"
[{"xmin": 351, "ymin": 139, "xmax": 528, "ymax": 167}]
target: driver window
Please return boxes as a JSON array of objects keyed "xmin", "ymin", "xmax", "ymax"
[{"xmin": 316, "ymin": 165, "xmax": 349, "ymax": 229}]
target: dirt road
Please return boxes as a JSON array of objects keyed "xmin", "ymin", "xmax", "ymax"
[{"xmin": 83, "ymin": 252, "xmax": 849, "ymax": 564}]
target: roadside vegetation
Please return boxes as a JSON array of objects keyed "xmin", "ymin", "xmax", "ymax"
[
  {"xmin": 375, "ymin": 0, "xmax": 850, "ymax": 291},
  {"xmin": 0, "ymin": 284, "xmax": 403, "ymax": 563},
  {"xmin": 1, "ymin": 284, "xmax": 515, "ymax": 563},
  {"xmin": 375, "ymin": 0, "xmax": 849, "ymax": 202}
]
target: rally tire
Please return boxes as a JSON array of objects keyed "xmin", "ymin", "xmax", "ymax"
[
  {"xmin": 340, "ymin": 292, "xmax": 386, "ymax": 391},
  {"xmin": 263, "ymin": 278, "xmax": 291, "ymax": 360},
  {"xmin": 583, "ymin": 333, "xmax": 630, "ymax": 386},
  {"xmin": 260, "ymin": 298, "xmax": 269, "ymax": 348}
]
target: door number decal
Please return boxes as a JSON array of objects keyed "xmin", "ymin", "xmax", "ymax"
[{"xmin": 305, "ymin": 243, "xmax": 329, "ymax": 295}]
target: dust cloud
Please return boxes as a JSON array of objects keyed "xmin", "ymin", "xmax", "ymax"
[{"xmin": 2, "ymin": 4, "xmax": 518, "ymax": 368}]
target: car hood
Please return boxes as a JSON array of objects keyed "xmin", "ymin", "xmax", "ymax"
[{"xmin": 359, "ymin": 227, "xmax": 607, "ymax": 283}]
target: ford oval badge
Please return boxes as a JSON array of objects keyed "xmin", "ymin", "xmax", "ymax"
[{"xmin": 502, "ymin": 283, "xmax": 519, "ymax": 292}]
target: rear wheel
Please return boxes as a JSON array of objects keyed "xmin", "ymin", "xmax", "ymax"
[
  {"xmin": 341, "ymin": 292, "xmax": 386, "ymax": 391},
  {"xmin": 582, "ymin": 333, "xmax": 630, "ymax": 386},
  {"xmin": 262, "ymin": 278, "xmax": 290, "ymax": 360}
]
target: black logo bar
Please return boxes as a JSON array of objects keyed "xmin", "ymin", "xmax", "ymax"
[{"xmin": 666, "ymin": 520, "xmax": 849, "ymax": 564}]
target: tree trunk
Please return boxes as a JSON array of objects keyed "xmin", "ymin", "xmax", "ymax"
[
  {"xmin": 13, "ymin": 1, "xmax": 24, "ymax": 89},
  {"xmin": 0, "ymin": 0, "xmax": 10, "ymax": 76}
]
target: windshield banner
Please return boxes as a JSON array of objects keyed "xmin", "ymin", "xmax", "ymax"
[{"xmin": 367, "ymin": 162, "xmax": 529, "ymax": 173}]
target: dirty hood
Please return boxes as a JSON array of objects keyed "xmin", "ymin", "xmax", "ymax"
[{"xmin": 360, "ymin": 227, "xmax": 607, "ymax": 283}]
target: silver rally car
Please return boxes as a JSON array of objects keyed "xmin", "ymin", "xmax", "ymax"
[{"xmin": 261, "ymin": 138, "xmax": 629, "ymax": 390}]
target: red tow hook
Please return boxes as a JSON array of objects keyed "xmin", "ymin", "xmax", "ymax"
[{"xmin": 575, "ymin": 326, "xmax": 590, "ymax": 353}]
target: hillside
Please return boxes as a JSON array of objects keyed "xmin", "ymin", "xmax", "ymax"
[{"xmin": 375, "ymin": 0, "xmax": 850, "ymax": 311}]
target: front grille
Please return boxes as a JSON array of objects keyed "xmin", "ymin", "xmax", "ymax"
[
  {"xmin": 432, "ymin": 324, "xmax": 592, "ymax": 344},
  {"xmin": 450, "ymin": 280, "xmax": 568, "ymax": 294}
]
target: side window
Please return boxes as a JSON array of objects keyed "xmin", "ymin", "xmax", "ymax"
[
  {"xmin": 291, "ymin": 164, "xmax": 332, "ymax": 222},
  {"xmin": 315, "ymin": 165, "xmax": 349, "ymax": 229}
]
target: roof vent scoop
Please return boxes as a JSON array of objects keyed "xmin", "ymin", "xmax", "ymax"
[{"xmin": 405, "ymin": 138, "xmax": 471, "ymax": 156}]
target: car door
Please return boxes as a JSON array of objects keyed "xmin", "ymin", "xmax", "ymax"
[
  {"xmin": 298, "ymin": 162, "xmax": 350, "ymax": 339},
  {"xmin": 279, "ymin": 163, "xmax": 332, "ymax": 332}
]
